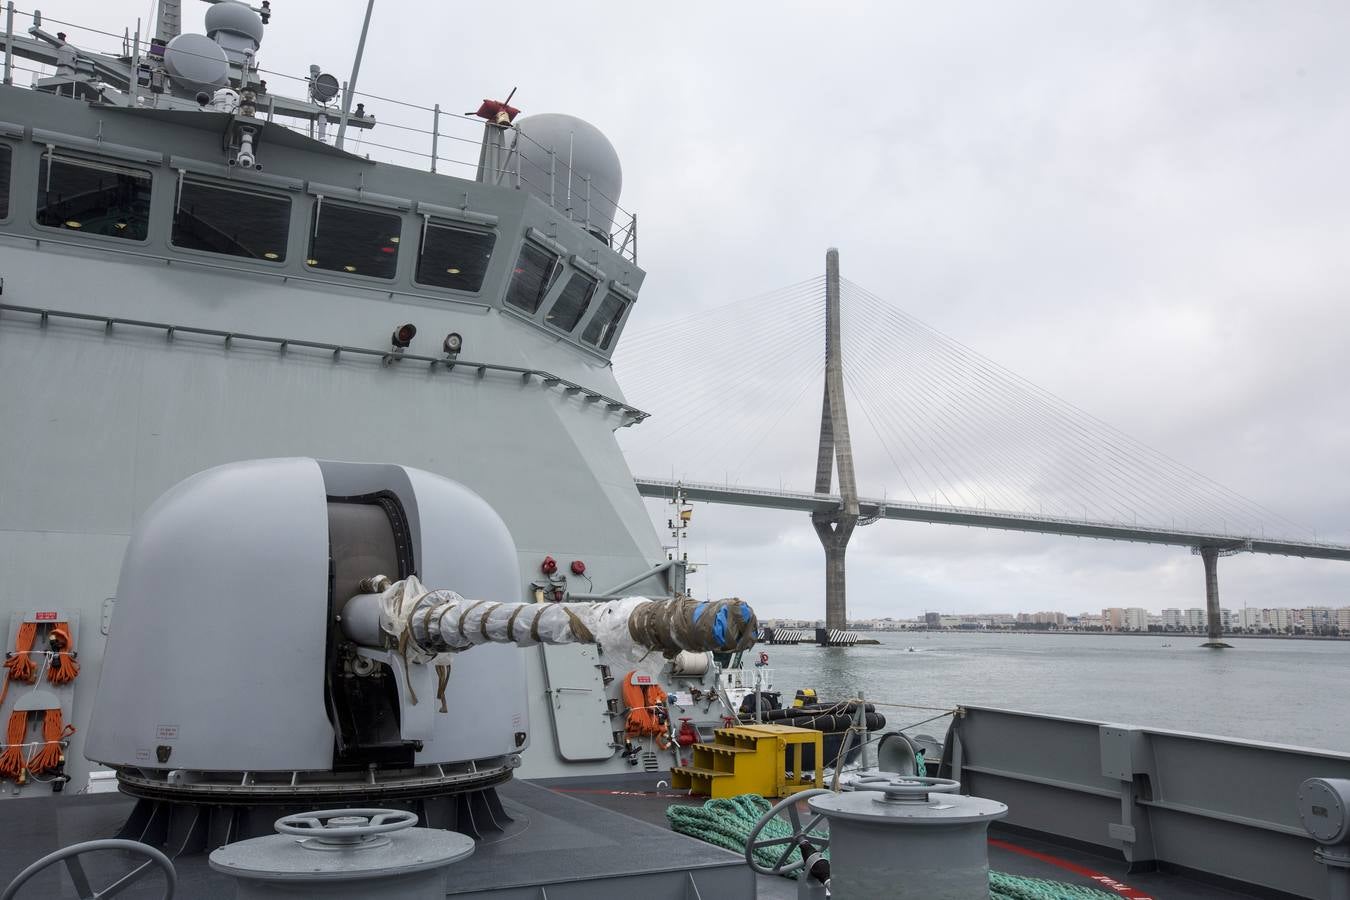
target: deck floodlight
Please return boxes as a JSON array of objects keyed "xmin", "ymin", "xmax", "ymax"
[
  {"xmin": 443, "ymin": 332, "xmax": 463, "ymax": 356},
  {"xmin": 310, "ymin": 71, "xmax": 339, "ymax": 104},
  {"xmin": 391, "ymin": 323, "xmax": 417, "ymax": 349}
]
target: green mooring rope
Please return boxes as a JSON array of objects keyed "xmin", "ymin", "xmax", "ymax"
[{"xmin": 666, "ymin": 793, "xmax": 1119, "ymax": 900}]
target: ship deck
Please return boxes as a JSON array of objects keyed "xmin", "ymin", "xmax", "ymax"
[
  {"xmin": 0, "ymin": 774, "xmax": 1286, "ymax": 898},
  {"xmin": 543, "ymin": 772, "xmax": 1277, "ymax": 899}
]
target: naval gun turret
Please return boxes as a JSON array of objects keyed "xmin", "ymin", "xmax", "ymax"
[{"xmin": 84, "ymin": 458, "xmax": 756, "ymax": 850}]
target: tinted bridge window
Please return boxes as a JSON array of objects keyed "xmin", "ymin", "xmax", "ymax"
[
  {"xmin": 307, "ymin": 201, "xmax": 401, "ymax": 278},
  {"xmin": 546, "ymin": 271, "xmax": 598, "ymax": 333},
  {"xmin": 0, "ymin": 145, "xmax": 11, "ymax": 219},
  {"xmin": 581, "ymin": 292, "xmax": 630, "ymax": 351},
  {"xmin": 416, "ymin": 222, "xmax": 495, "ymax": 293},
  {"xmin": 504, "ymin": 242, "xmax": 561, "ymax": 314},
  {"xmin": 173, "ymin": 179, "xmax": 291, "ymax": 261},
  {"xmin": 37, "ymin": 154, "xmax": 152, "ymax": 240}
]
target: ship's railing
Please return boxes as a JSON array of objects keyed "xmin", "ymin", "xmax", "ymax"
[
  {"xmin": 0, "ymin": 303, "xmax": 651, "ymax": 425},
  {"xmin": 948, "ymin": 705, "xmax": 1350, "ymax": 897},
  {"xmin": 0, "ymin": 4, "xmax": 639, "ymax": 263}
]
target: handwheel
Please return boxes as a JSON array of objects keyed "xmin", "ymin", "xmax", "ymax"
[
  {"xmin": 0, "ymin": 838, "xmax": 176, "ymax": 900},
  {"xmin": 275, "ymin": 808, "xmax": 419, "ymax": 846},
  {"xmin": 851, "ymin": 774, "xmax": 960, "ymax": 801},
  {"xmin": 744, "ymin": 788, "xmax": 835, "ymax": 876}
]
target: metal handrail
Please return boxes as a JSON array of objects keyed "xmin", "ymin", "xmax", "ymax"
[
  {"xmin": 0, "ymin": 4, "xmax": 641, "ymax": 262},
  {"xmin": 0, "ymin": 303, "xmax": 650, "ymax": 424}
]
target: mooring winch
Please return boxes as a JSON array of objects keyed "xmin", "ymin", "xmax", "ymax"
[
  {"xmin": 746, "ymin": 775, "xmax": 1008, "ymax": 899},
  {"xmin": 209, "ymin": 808, "xmax": 474, "ymax": 899}
]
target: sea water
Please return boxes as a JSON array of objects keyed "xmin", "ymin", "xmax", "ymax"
[{"xmin": 761, "ymin": 631, "xmax": 1350, "ymax": 752}]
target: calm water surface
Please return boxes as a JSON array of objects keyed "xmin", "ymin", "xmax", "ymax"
[{"xmin": 760, "ymin": 631, "xmax": 1350, "ymax": 752}]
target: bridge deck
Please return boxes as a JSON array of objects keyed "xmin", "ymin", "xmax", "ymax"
[{"xmin": 635, "ymin": 478, "xmax": 1350, "ymax": 561}]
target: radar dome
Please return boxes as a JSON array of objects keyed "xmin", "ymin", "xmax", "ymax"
[
  {"xmin": 205, "ymin": 1, "xmax": 265, "ymax": 48},
  {"xmin": 163, "ymin": 33, "xmax": 229, "ymax": 95},
  {"xmin": 514, "ymin": 114, "xmax": 623, "ymax": 238}
]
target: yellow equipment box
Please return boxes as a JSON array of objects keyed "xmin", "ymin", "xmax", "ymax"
[{"xmin": 670, "ymin": 723, "xmax": 824, "ymax": 798}]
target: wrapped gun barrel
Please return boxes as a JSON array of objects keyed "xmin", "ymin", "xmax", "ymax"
[{"xmin": 342, "ymin": 575, "xmax": 758, "ymax": 665}]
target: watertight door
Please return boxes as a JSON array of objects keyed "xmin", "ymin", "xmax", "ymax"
[{"xmin": 540, "ymin": 643, "xmax": 614, "ymax": 761}]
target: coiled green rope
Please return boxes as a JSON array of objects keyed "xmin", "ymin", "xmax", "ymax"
[{"xmin": 666, "ymin": 793, "xmax": 1120, "ymax": 900}]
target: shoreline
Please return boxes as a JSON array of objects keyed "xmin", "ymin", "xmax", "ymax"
[{"xmin": 854, "ymin": 630, "xmax": 1349, "ymax": 642}]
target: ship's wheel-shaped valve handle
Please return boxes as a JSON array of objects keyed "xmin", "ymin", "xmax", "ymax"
[
  {"xmin": 0, "ymin": 838, "xmax": 176, "ymax": 900},
  {"xmin": 275, "ymin": 808, "xmax": 419, "ymax": 847},
  {"xmin": 744, "ymin": 788, "xmax": 834, "ymax": 877}
]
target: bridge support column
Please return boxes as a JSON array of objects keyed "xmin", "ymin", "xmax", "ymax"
[
  {"xmin": 1199, "ymin": 546, "xmax": 1232, "ymax": 649},
  {"xmin": 813, "ymin": 248, "xmax": 859, "ymax": 637}
]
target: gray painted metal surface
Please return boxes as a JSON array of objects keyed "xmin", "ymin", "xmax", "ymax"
[
  {"xmin": 944, "ymin": 705, "xmax": 1350, "ymax": 898},
  {"xmin": 539, "ymin": 642, "xmax": 618, "ymax": 762},
  {"xmin": 86, "ymin": 459, "xmax": 529, "ymax": 774},
  {"xmin": 1298, "ymin": 779, "xmax": 1350, "ymax": 900},
  {"xmin": 86, "ymin": 458, "xmax": 335, "ymax": 771},
  {"xmin": 0, "ymin": 78, "xmax": 665, "ymax": 792},
  {"xmin": 810, "ymin": 781, "xmax": 1006, "ymax": 899},
  {"xmin": 209, "ymin": 810, "xmax": 473, "ymax": 899},
  {"xmin": 637, "ymin": 479, "xmax": 1350, "ymax": 560}
]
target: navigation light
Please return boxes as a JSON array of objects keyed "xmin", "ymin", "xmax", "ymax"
[{"xmin": 391, "ymin": 324, "xmax": 417, "ymax": 349}]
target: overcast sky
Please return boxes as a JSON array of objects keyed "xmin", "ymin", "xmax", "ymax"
[{"xmin": 54, "ymin": 1, "xmax": 1350, "ymax": 619}]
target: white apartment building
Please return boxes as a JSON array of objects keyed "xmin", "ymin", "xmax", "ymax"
[
  {"xmin": 1123, "ymin": 607, "xmax": 1150, "ymax": 631},
  {"xmin": 1239, "ymin": 608, "xmax": 1266, "ymax": 630}
]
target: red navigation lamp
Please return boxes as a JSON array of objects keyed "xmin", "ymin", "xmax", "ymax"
[
  {"xmin": 390, "ymin": 323, "xmax": 417, "ymax": 349},
  {"xmin": 540, "ymin": 556, "xmax": 558, "ymax": 576}
]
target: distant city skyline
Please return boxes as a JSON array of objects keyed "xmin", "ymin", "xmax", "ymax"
[{"xmin": 763, "ymin": 603, "xmax": 1350, "ymax": 635}]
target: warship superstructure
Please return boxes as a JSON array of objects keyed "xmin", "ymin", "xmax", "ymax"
[{"xmin": 0, "ymin": 0, "xmax": 722, "ymax": 800}]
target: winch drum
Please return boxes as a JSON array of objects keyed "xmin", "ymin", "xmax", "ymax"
[{"xmin": 807, "ymin": 777, "xmax": 1008, "ymax": 899}]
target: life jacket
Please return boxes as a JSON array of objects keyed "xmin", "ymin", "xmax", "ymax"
[{"xmin": 622, "ymin": 672, "xmax": 670, "ymax": 748}]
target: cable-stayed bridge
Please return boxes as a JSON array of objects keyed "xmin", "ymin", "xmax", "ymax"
[
  {"xmin": 632, "ymin": 479, "xmax": 1350, "ymax": 562},
  {"xmin": 615, "ymin": 250, "xmax": 1350, "ymax": 645}
]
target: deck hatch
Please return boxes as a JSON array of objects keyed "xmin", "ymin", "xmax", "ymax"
[
  {"xmin": 36, "ymin": 153, "xmax": 152, "ymax": 241},
  {"xmin": 172, "ymin": 177, "xmax": 291, "ymax": 262}
]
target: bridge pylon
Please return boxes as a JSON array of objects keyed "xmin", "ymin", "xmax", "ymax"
[
  {"xmin": 1196, "ymin": 545, "xmax": 1239, "ymax": 648},
  {"xmin": 812, "ymin": 248, "xmax": 859, "ymax": 635}
]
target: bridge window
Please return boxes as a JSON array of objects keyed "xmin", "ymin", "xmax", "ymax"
[
  {"xmin": 36, "ymin": 153, "xmax": 152, "ymax": 240},
  {"xmin": 0, "ymin": 145, "xmax": 11, "ymax": 218},
  {"xmin": 306, "ymin": 200, "xmax": 400, "ymax": 279},
  {"xmin": 415, "ymin": 220, "xmax": 495, "ymax": 293},
  {"xmin": 545, "ymin": 271, "xmax": 598, "ymax": 332},
  {"xmin": 504, "ymin": 241, "xmax": 562, "ymax": 314},
  {"xmin": 581, "ymin": 291, "xmax": 630, "ymax": 350},
  {"xmin": 172, "ymin": 178, "xmax": 290, "ymax": 261}
]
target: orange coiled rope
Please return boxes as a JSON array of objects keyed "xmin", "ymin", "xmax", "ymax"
[
  {"xmin": 0, "ymin": 622, "xmax": 39, "ymax": 706},
  {"xmin": 47, "ymin": 623, "xmax": 79, "ymax": 685},
  {"xmin": 26, "ymin": 709, "xmax": 74, "ymax": 777},
  {"xmin": 0, "ymin": 710, "xmax": 30, "ymax": 782}
]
